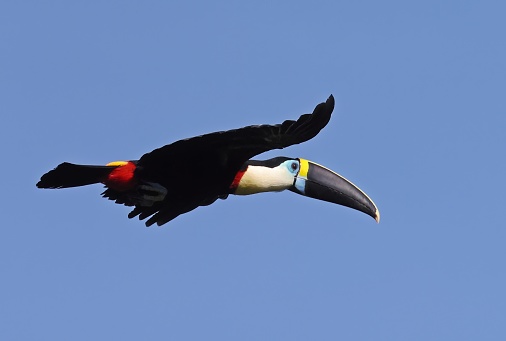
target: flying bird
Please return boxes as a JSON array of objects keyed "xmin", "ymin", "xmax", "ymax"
[{"xmin": 37, "ymin": 95, "xmax": 379, "ymax": 226}]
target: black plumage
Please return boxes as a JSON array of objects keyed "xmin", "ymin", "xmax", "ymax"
[
  {"xmin": 106, "ymin": 95, "xmax": 334, "ymax": 226},
  {"xmin": 37, "ymin": 95, "xmax": 337, "ymax": 226}
]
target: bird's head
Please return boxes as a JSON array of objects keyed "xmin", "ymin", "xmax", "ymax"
[{"xmin": 230, "ymin": 157, "xmax": 379, "ymax": 222}]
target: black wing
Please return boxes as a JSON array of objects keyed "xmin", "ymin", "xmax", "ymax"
[
  {"xmin": 130, "ymin": 95, "xmax": 335, "ymax": 226},
  {"xmin": 139, "ymin": 95, "xmax": 335, "ymax": 167},
  {"xmin": 126, "ymin": 194, "xmax": 224, "ymax": 227}
]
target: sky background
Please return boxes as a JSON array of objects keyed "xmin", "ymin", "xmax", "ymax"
[{"xmin": 2, "ymin": 1, "xmax": 505, "ymax": 340}]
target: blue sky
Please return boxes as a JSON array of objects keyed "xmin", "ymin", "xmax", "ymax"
[{"xmin": 2, "ymin": 1, "xmax": 505, "ymax": 340}]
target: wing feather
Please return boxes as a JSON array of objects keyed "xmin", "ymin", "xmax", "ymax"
[{"xmin": 139, "ymin": 95, "xmax": 334, "ymax": 165}]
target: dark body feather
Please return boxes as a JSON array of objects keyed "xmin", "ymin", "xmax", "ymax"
[{"xmin": 116, "ymin": 95, "xmax": 335, "ymax": 226}]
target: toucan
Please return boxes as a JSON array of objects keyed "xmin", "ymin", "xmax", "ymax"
[{"xmin": 37, "ymin": 95, "xmax": 379, "ymax": 226}]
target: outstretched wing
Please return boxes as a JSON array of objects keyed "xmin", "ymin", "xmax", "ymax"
[
  {"xmin": 139, "ymin": 95, "xmax": 335, "ymax": 167},
  {"xmin": 130, "ymin": 95, "xmax": 335, "ymax": 226},
  {"xmin": 126, "ymin": 194, "xmax": 225, "ymax": 227}
]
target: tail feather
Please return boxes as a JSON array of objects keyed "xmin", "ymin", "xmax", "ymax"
[{"xmin": 36, "ymin": 162, "xmax": 116, "ymax": 189}]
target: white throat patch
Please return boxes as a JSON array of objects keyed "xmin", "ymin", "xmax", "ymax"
[{"xmin": 234, "ymin": 165, "xmax": 294, "ymax": 195}]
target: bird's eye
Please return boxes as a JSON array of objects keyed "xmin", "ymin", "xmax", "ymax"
[{"xmin": 291, "ymin": 162, "xmax": 298, "ymax": 171}]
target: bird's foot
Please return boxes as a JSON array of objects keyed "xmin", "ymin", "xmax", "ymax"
[{"xmin": 136, "ymin": 181, "xmax": 167, "ymax": 206}]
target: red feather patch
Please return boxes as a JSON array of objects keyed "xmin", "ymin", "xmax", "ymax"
[
  {"xmin": 229, "ymin": 168, "xmax": 246, "ymax": 192},
  {"xmin": 104, "ymin": 162, "xmax": 138, "ymax": 191}
]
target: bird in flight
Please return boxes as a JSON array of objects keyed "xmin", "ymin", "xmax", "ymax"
[{"xmin": 37, "ymin": 95, "xmax": 379, "ymax": 226}]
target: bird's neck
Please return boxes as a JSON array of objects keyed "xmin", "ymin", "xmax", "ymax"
[{"xmin": 232, "ymin": 165, "xmax": 293, "ymax": 195}]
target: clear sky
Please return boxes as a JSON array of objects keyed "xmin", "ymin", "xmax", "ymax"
[{"xmin": 2, "ymin": 1, "xmax": 505, "ymax": 340}]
